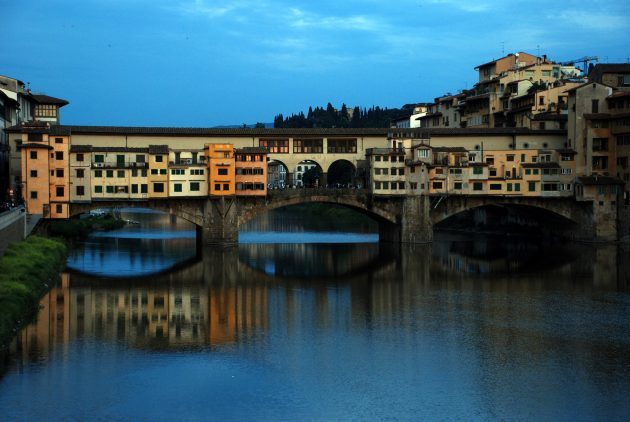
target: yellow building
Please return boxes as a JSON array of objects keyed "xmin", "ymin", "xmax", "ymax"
[
  {"xmin": 148, "ymin": 145, "xmax": 169, "ymax": 198},
  {"xmin": 168, "ymin": 148, "xmax": 208, "ymax": 197}
]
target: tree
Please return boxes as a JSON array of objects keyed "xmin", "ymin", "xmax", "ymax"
[{"xmin": 302, "ymin": 166, "xmax": 322, "ymax": 188}]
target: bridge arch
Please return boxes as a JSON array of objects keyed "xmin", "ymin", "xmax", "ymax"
[
  {"xmin": 267, "ymin": 159, "xmax": 289, "ymax": 188},
  {"xmin": 68, "ymin": 198, "xmax": 207, "ymax": 228},
  {"xmin": 327, "ymin": 159, "xmax": 356, "ymax": 188},
  {"xmin": 430, "ymin": 196, "xmax": 586, "ymax": 236}
]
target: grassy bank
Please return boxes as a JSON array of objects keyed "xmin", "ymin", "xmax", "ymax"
[
  {"xmin": 0, "ymin": 236, "xmax": 67, "ymax": 349},
  {"xmin": 48, "ymin": 214, "xmax": 126, "ymax": 238}
]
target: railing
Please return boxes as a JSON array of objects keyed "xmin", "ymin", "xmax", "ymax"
[{"xmin": 91, "ymin": 162, "xmax": 149, "ymax": 169}]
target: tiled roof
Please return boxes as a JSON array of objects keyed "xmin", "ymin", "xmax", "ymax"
[
  {"xmin": 70, "ymin": 145, "xmax": 150, "ymax": 153},
  {"xmin": 29, "ymin": 94, "xmax": 69, "ymax": 106},
  {"xmin": 521, "ymin": 162, "xmax": 561, "ymax": 169},
  {"xmin": 49, "ymin": 125, "xmax": 390, "ymax": 137},
  {"xmin": 17, "ymin": 142, "xmax": 53, "ymax": 150},
  {"xmin": 148, "ymin": 145, "xmax": 169, "ymax": 154},
  {"xmin": 577, "ymin": 175, "xmax": 624, "ymax": 185},
  {"xmin": 432, "ymin": 147, "xmax": 468, "ymax": 153},
  {"xmin": 235, "ymin": 147, "xmax": 268, "ymax": 154}
]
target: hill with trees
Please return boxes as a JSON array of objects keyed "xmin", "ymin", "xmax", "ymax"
[{"xmin": 273, "ymin": 103, "xmax": 414, "ymax": 128}]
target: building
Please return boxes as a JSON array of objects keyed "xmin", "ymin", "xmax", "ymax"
[{"xmin": 235, "ymin": 147, "xmax": 267, "ymax": 196}]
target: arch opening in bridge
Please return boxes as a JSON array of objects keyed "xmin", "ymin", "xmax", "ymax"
[
  {"xmin": 267, "ymin": 159, "xmax": 289, "ymax": 189},
  {"xmin": 327, "ymin": 159, "xmax": 356, "ymax": 188},
  {"xmin": 293, "ymin": 160, "xmax": 323, "ymax": 188},
  {"xmin": 433, "ymin": 203, "xmax": 579, "ymax": 237}
]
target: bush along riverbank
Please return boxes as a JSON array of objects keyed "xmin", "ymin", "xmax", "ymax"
[
  {"xmin": 48, "ymin": 213, "xmax": 126, "ymax": 239},
  {"xmin": 0, "ymin": 236, "xmax": 67, "ymax": 349}
]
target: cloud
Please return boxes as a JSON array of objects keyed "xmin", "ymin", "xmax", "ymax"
[
  {"xmin": 287, "ymin": 8, "xmax": 383, "ymax": 32},
  {"xmin": 554, "ymin": 10, "xmax": 629, "ymax": 30},
  {"xmin": 175, "ymin": 0, "xmax": 240, "ymax": 18},
  {"xmin": 422, "ymin": 0, "xmax": 492, "ymax": 12}
]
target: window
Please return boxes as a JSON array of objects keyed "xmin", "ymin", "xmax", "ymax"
[
  {"xmin": 30, "ymin": 170, "xmax": 37, "ymax": 177},
  {"xmin": 173, "ymin": 183, "xmax": 182, "ymax": 193},
  {"xmin": 473, "ymin": 182, "xmax": 483, "ymax": 191},
  {"xmin": 592, "ymin": 99, "xmax": 599, "ymax": 114},
  {"xmin": 171, "ymin": 169, "xmax": 185, "ymax": 175},
  {"xmin": 327, "ymin": 138, "xmax": 357, "ymax": 153},
  {"xmin": 94, "ymin": 185, "xmax": 102, "ymax": 194},
  {"xmin": 34, "ymin": 104, "xmax": 57, "ymax": 118},
  {"xmin": 30, "ymin": 191, "xmax": 38, "ymax": 199},
  {"xmin": 223, "ymin": 183, "xmax": 229, "ymax": 190},
  {"xmin": 190, "ymin": 169, "xmax": 204, "ymax": 175},
  {"xmin": 141, "ymin": 184, "xmax": 148, "ymax": 194},
  {"xmin": 293, "ymin": 138, "xmax": 323, "ymax": 153},
  {"xmin": 153, "ymin": 183, "xmax": 164, "ymax": 193},
  {"xmin": 117, "ymin": 170, "xmax": 125, "ymax": 178},
  {"xmin": 514, "ymin": 183, "xmax": 520, "ymax": 192},
  {"xmin": 218, "ymin": 168, "xmax": 228, "ymax": 175},
  {"xmin": 473, "ymin": 166, "xmax": 483, "ymax": 175},
  {"xmin": 561, "ymin": 168, "xmax": 572, "ymax": 175},
  {"xmin": 136, "ymin": 154, "xmax": 145, "ymax": 163},
  {"xmin": 507, "ymin": 183, "xmax": 512, "ymax": 192},
  {"xmin": 94, "ymin": 170, "xmax": 102, "ymax": 178},
  {"xmin": 259, "ymin": 139, "xmax": 289, "ymax": 153},
  {"xmin": 76, "ymin": 153, "xmax": 84, "ymax": 162},
  {"xmin": 55, "ymin": 151, "xmax": 63, "ymax": 160},
  {"xmin": 106, "ymin": 186, "xmax": 114, "ymax": 194},
  {"xmin": 374, "ymin": 181, "xmax": 381, "ymax": 190},
  {"xmin": 528, "ymin": 181, "xmax": 536, "ymax": 192},
  {"xmin": 56, "ymin": 169, "xmax": 64, "ymax": 177},
  {"xmin": 432, "ymin": 181, "xmax": 443, "ymax": 189},
  {"xmin": 490, "ymin": 184, "xmax": 502, "ymax": 190},
  {"xmin": 489, "ymin": 169, "xmax": 497, "ymax": 177},
  {"xmin": 106, "ymin": 170, "xmax": 114, "ymax": 178},
  {"xmin": 151, "ymin": 169, "xmax": 158, "ymax": 175},
  {"xmin": 116, "ymin": 155, "xmax": 125, "ymax": 166},
  {"xmin": 155, "ymin": 155, "xmax": 163, "ymax": 162},
  {"xmin": 190, "ymin": 182, "xmax": 200, "ymax": 191},
  {"xmin": 160, "ymin": 169, "xmax": 167, "ymax": 175},
  {"xmin": 454, "ymin": 182, "xmax": 463, "ymax": 190},
  {"xmin": 56, "ymin": 186, "xmax": 64, "ymax": 197},
  {"xmin": 592, "ymin": 138, "xmax": 608, "ymax": 152},
  {"xmin": 76, "ymin": 186, "xmax": 85, "ymax": 196},
  {"xmin": 507, "ymin": 155, "xmax": 514, "ymax": 162},
  {"xmin": 30, "ymin": 151, "xmax": 37, "ymax": 159},
  {"xmin": 56, "ymin": 204, "xmax": 62, "ymax": 213},
  {"xmin": 131, "ymin": 184, "xmax": 138, "ymax": 194}
]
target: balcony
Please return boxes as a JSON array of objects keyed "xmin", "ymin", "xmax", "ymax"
[
  {"xmin": 91, "ymin": 162, "xmax": 148, "ymax": 169},
  {"xmin": 169, "ymin": 158, "xmax": 204, "ymax": 166}
]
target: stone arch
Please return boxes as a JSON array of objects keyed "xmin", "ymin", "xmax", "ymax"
[
  {"xmin": 237, "ymin": 194, "xmax": 398, "ymax": 229},
  {"xmin": 292, "ymin": 159, "xmax": 323, "ymax": 187},
  {"xmin": 430, "ymin": 196, "xmax": 583, "ymax": 231},
  {"xmin": 68, "ymin": 198, "xmax": 207, "ymax": 227},
  {"xmin": 267, "ymin": 159, "xmax": 289, "ymax": 189},
  {"xmin": 326, "ymin": 159, "xmax": 356, "ymax": 188}
]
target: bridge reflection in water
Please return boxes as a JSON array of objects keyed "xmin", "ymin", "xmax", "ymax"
[{"xmin": 9, "ymin": 236, "xmax": 629, "ymax": 364}]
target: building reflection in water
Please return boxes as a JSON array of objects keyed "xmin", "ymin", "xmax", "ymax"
[{"xmin": 9, "ymin": 235, "xmax": 629, "ymax": 368}]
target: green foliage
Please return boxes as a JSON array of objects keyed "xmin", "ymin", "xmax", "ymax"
[
  {"xmin": 49, "ymin": 214, "xmax": 126, "ymax": 239},
  {"xmin": 0, "ymin": 236, "xmax": 67, "ymax": 348},
  {"xmin": 273, "ymin": 103, "xmax": 409, "ymax": 128},
  {"xmin": 302, "ymin": 167, "xmax": 322, "ymax": 187}
]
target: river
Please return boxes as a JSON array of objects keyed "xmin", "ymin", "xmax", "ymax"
[{"xmin": 0, "ymin": 208, "xmax": 629, "ymax": 421}]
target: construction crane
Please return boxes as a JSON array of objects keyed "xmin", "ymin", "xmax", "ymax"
[{"xmin": 560, "ymin": 56, "xmax": 599, "ymax": 74}]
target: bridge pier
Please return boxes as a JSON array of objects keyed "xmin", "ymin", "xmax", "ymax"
[
  {"xmin": 379, "ymin": 196, "xmax": 433, "ymax": 243},
  {"xmin": 201, "ymin": 198, "xmax": 239, "ymax": 246}
]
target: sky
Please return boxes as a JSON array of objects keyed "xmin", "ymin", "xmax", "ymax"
[{"xmin": 3, "ymin": 0, "xmax": 629, "ymax": 127}]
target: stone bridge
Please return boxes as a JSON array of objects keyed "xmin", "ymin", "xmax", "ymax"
[{"xmin": 69, "ymin": 189, "xmax": 615, "ymax": 244}]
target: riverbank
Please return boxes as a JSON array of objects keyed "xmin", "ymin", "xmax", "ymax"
[
  {"xmin": 0, "ymin": 236, "xmax": 67, "ymax": 349},
  {"xmin": 48, "ymin": 214, "xmax": 126, "ymax": 238}
]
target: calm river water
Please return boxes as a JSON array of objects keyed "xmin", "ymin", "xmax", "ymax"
[{"xmin": 1, "ymin": 209, "xmax": 629, "ymax": 421}]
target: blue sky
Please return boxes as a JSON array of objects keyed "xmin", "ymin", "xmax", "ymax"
[{"xmin": 3, "ymin": 0, "xmax": 629, "ymax": 126}]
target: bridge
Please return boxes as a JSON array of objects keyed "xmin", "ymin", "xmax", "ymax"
[{"xmin": 68, "ymin": 188, "xmax": 615, "ymax": 244}]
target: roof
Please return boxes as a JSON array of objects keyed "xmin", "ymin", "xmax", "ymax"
[
  {"xmin": 607, "ymin": 91, "xmax": 630, "ymax": 99},
  {"xmin": 521, "ymin": 162, "xmax": 561, "ymax": 169},
  {"xmin": 70, "ymin": 145, "xmax": 149, "ymax": 153},
  {"xmin": 235, "ymin": 147, "xmax": 268, "ymax": 154},
  {"xmin": 564, "ymin": 82, "xmax": 614, "ymax": 94},
  {"xmin": 17, "ymin": 142, "xmax": 53, "ymax": 150},
  {"xmin": 557, "ymin": 148, "xmax": 577, "ymax": 154},
  {"xmin": 588, "ymin": 64, "xmax": 630, "ymax": 83},
  {"xmin": 432, "ymin": 147, "xmax": 468, "ymax": 153},
  {"xmin": 532, "ymin": 113, "xmax": 568, "ymax": 121},
  {"xmin": 148, "ymin": 145, "xmax": 169, "ymax": 154},
  {"xmin": 577, "ymin": 175, "xmax": 625, "ymax": 185},
  {"xmin": 29, "ymin": 94, "xmax": 69, "ymax": 106},
  {"xmin": 5, "ymin": 124, "xmax": 390, "ymax": 137}
]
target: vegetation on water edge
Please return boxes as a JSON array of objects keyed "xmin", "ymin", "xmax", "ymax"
[
  {"xmin": 48, "ymin": 214, "xmax": 126, "ymax": 238},
  {"xmin": 0, "ymin": 236, "xmax": 67, "ymax": 349},
  {"xmin": 280, "ymin": 203, "xmax": 377, "ymax": 230}
]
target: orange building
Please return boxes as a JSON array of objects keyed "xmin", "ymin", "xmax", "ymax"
[
  {"xmin": 205, "ymin": 143, "xmax": 235, "ymax": 196},
  {"xmin": 235, "ymin": 147, "xmax": 268, "ymax": 196},
  {"xmin": 19, "ymin": 123, "xmax": 70, "ymax": 218}
]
